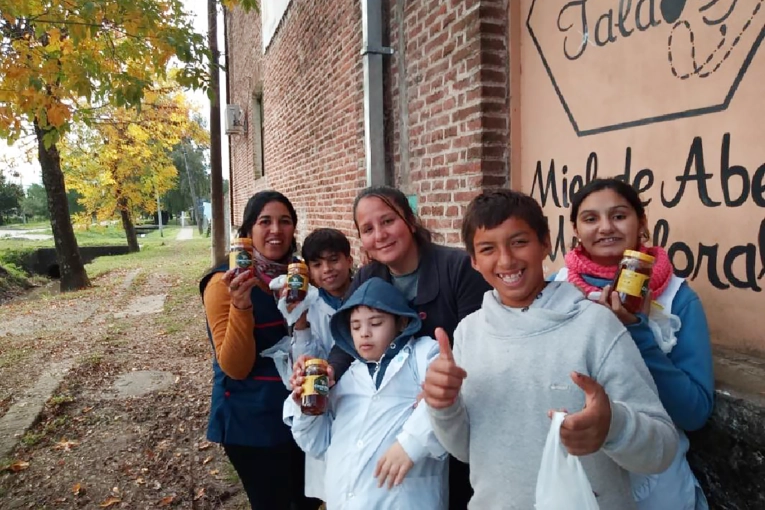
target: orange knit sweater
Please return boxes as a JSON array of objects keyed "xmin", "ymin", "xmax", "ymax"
[{"xmin": 202, "ymin": 272, "xmax": 258, "ymax": 379}]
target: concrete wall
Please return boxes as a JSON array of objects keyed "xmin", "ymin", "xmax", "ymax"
[
  {"xmin": 689, "ymin": 349, "xmax": 765, "ymax": 509},
  {"xmin": 516, "ymin": 0, "xmax": 765, "ymax": 353}
]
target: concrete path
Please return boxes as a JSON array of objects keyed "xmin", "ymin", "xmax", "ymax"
[
  {"xmin": 103, "ymin": 371, "xmax": 176, "ymax": 400},
  {"xmin": 113, "ymin": 294, "xmax": 167, "ymax": 318},
  {"xmin": 0, "ymin": 228, "xmax": 53, "ymax": 241},
  {"xmin": 175, "ymin": 227, "xmax": 193, "ymax": 241},
  {"xmin": 0, "ymin": 360, "xmax": 75, "ymax": 458}
]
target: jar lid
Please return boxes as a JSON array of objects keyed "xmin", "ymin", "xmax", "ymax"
[
  {"xmin": 305, "ymin": 358, "xmax": 328, "ymax": 367},
  {"xmin": 623, "ymin": 250, "xmax": 655, "ymax": 264},
  {"xmin": 232, "ymin": 237, "xmax": 252, "ymax": 246}
]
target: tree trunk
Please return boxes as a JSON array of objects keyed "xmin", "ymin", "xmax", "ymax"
[
  {"xmin": 117, "ymin": 195, "xmax": 140, "ymax": 253},
  {"xmin": 208, "ymin": 0, "xmax": 226, "ymax": 265},
  {"xmin": 34, "ymin": 121, "xmax": 91, "ymax": 292}
]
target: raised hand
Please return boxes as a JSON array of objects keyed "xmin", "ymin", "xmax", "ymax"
[
  {"xmin": 557, "ymin": 372, "xmax": 612, "ymax": 456},
  {"xmin": 375, "ymin": 441, "xmax": 414, "ymax": 489},
  {"xmin": 597, "ymin": 284, "xmax": 641, "ymax": 325},
  {"xmin": 221, "ymin": 269, "xmax": 260, "ymax": 310},
  {"xmin": 289, "ymin": 354, "xmax": 336, "ymax": 401},
  {"xmin": 423, "ymin": 328, "xmax": 467, "ymax": 409}
]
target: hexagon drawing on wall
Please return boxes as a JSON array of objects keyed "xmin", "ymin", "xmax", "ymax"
[{"xmin": 526, "ymin": 0, "xmax": 765, "ymax": 136}]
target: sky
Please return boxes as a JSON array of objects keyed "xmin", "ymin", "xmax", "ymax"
[{"xmin": 0, "ymin": 0, "xmax": 230, "ymax": 190}]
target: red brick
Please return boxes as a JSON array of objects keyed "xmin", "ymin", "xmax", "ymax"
[
  {"xmin": 453, "ymin": 190, "xmax": 481, "ymax": 203},
  {"xmin": 446, "ymin": 232, "xmax": 462, "ymax": 245},
  {"xmin": 453, "ymin": 162, "xmax": 481, "ymax": 175}
]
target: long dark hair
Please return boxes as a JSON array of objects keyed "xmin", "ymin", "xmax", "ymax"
[
  {"xmin": 238, "ymin": 190, "xmax": 298, "ymax": 256},
  {"xmin": 570, "ymin": 178, "xmax": 646, "ymax": 224},
  {"xmin": 352, "ymin": 186, "xmax": 432, "ymax": 248}
]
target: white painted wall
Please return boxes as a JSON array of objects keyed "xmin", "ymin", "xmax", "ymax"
[{"xmin": 262, "ymin": 0, "xmax": 292, "ymax": 51}]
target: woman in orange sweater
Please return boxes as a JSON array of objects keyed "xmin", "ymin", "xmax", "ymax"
[{"xmin": 200, "ymin": 191, "xmax": 317, "ymax": 510}]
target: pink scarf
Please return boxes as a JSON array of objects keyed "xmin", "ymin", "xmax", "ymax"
[
  {"xmin": 252, "ymin": 249, "xmax": 289, "ymax": 284},
  {"xmin": 564, "ymin": 245, "xmax": 674, "ymax": 297}
]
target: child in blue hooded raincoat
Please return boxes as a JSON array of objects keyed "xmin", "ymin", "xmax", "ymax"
[{"xmin": 283, "ymin": 277, "xmax": 448, "ymax": 509}]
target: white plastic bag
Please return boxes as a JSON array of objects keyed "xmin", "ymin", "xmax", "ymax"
[
  {"xmin": 268, "ymin": 274, "xmax": 320, "ymax": 326},
  {"xmin": 535, "ymin": 412, "xmax": 600, "ymax": 510},
  {"xmin": 259, "ymin": 336, "xmax": 293, "ymax": 390}
]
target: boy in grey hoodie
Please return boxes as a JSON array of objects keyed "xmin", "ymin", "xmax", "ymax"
[{"xmin": 423, "ymin": 189, "xmax": 678, "ymax": 509}]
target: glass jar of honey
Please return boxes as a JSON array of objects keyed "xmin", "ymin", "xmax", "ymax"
[
  {"xmin": 612, "ymin": 250, "xmax": 655, "ymax": 314},
  {"xmin": 286, "ymin": 258, "xmax": 309, "ymax": 304},
  {"xmin": 301, "ymin": 358, "xmax": 329, "ymax": 415},
  {"xmin": 229, "ymin": 237, "xmax": 253, "ymax": 277}
]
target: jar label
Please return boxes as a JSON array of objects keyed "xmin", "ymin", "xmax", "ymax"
[
  {"xmin": 303, "ymin": 375, "xmax": 329, "ymax": 396},
  {"xmin": 230, "ymin": 249, "xmax": 252, "ymax": 269},
  {"xmin": 615, "ymin": 269, "xmax": 650, "ymax": 298},
  {"xmin": 288, "ymin": 274, "xmax": 308, "ymax": 291}
]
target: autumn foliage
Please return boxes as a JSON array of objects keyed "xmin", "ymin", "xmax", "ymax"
[
  {"xmin": 61, "ymin": 88, "xmax": 208, "ymax": 250},
  {"xmin": 0, "ymin": 0, "xmax": 212, "ymax": 290},
  {"xmin": 0, "ymin": 1, "xmax": 209, "ymax": 144}
]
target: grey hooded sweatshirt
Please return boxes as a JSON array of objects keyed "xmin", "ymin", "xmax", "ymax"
[{"xmin": 428, "ymin": 282, "xmax": 678, "ymax": 510}]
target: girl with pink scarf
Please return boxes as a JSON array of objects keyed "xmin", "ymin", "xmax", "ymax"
[{"xmin": 553, "ymin": 178, "xmax": 713, "ymax": 510}]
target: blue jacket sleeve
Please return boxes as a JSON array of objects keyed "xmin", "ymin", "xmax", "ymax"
[
  {"xmin": 284, "ymin": 397, "xmax": 334, "ymax": 458},
  {"xmin": 626, "ymin": 283, "xmax": 715, "ymax": 431}
]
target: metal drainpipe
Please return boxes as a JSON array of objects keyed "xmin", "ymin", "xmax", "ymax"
[{"xmin": 361, "ymin": 0, "xmax": 393, "ymax": 187}]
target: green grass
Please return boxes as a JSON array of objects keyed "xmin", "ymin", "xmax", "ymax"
[
  {"xmin": 48, "ymin": 395, "xmax": 75, "ymax": 406},
  {"xmin": 20, "ymin": 416, "xmax": 69, "ymax": 447},
  {"xmin": 223, "ymin": 461, "xmax": 240, "ymax": 484},
  {"xmin": 20, "ymin": 431, "xmax": 45, "ymax": 447},
  {"xmin": 0, "ymin": 222, "xmax": 50, "ymax": 231},
  {"xmin": 80, "ymin": 353, "xmax": 103, "ymax": 367},
  {"xmin": 0, "ymin": 349, "xmax": 29, "ymax": 369},
  {"xmin": 0, "ymin": 223, "xmax": 186, "ymax": 251},
  {"xmin": 152, "ymin": 236, "xmax": 212, "ymax": 335},
  {"xmin": 0, "ymin": 263, "xmax": 30, "ymax": 295},
  {"xmin": 85, "ymin": 231, "xmax": 208, "ymax": 279},
  {"xmin": 1, "ymin": 225, "xmax": 210, "ymax": 311}
]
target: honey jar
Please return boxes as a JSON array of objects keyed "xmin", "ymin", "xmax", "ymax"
[
  {"xmin": 612, "ymin": 250, "xmax": 655, "ymax": 314},
  {"xmin": 286, "ymin": 258, "xmax": 309, "ymax": 304},
  {"xmin": 301, "ymin": 358, "xmax": 329, "ymax": 415},
  {"xmin": 229, "ymin": 237, "xmax": 253, "ymax": 277}
]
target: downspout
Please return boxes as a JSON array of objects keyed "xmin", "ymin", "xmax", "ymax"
[
  {"xmin": 361, "ymin": 0, "xmax": 393, "ymax": 187},
  {"xmin": 396, "ymin": 0, "xmax": 410, "ymax": 195}
]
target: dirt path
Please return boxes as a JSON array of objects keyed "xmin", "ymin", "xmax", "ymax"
[{"xmin": 0, "ymin": 241, "xmax": 248, "ymax": 509}]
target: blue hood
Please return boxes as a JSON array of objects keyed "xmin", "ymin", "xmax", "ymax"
[{"xmin": 330, "ymin": 278, "xmax": 422, "ymax": 383}]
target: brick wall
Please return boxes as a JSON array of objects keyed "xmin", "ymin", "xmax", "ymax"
[
  {"xmin": 388, "ymin": 0, "xmax": 510, "ymax": 245},
  {"xmin": 226, "ymin": 0, "xmax": 510, "ymax": 250},
  {"xmin": 226, "ymin": 1, "xmax": 366, "ymax": 251},
  {"xmin": 226, "ymin": 7, "xmax": 264, "ymax": 221}
]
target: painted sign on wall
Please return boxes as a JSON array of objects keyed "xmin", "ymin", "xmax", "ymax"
[{"xmin": 519, "ymin": 0, "xmax": 765, "ymax": 351}]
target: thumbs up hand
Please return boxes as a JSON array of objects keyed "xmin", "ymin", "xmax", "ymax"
[
  {"xmin": 557, "ymin": 371, "xmax": 612, "ymax": 456},
  {"xmin": 423, "ymin": 328, "xmax": 467, "ymax": 409}
]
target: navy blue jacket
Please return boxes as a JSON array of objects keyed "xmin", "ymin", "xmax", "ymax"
[
  {"xmin": 200, "ymin": 266, "xmax": 292, "ymax": 447},
  {"xmin": 328, "ymin": 243, "xmax": 490, "ymax": 379}
]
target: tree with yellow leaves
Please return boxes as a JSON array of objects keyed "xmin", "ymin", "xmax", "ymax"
[
  {"xmin": 62, "ymin": 88, "xmax": 208, "ymax": 252},
  {"xmin": 0, "ymin": 1, "xmax": 220, "ymax": 291}
]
